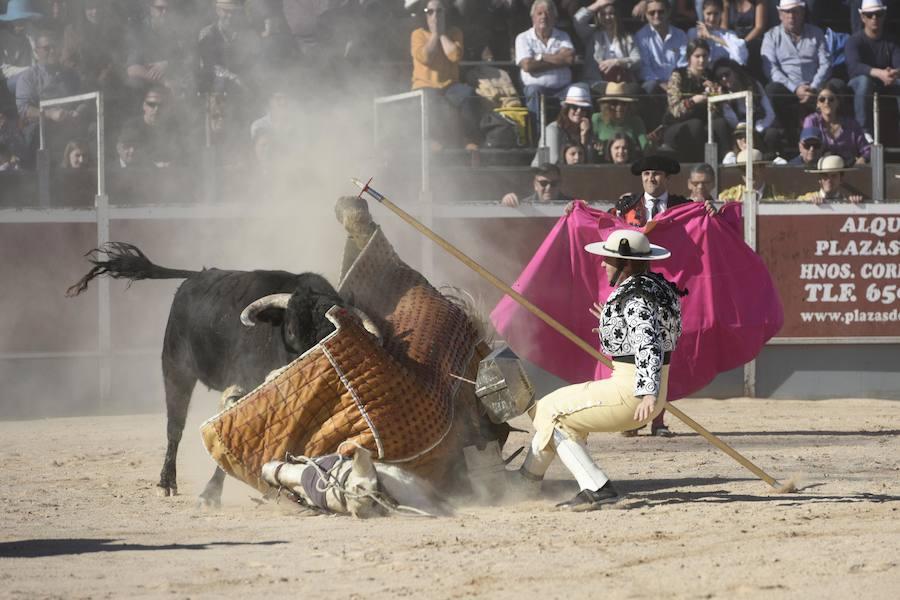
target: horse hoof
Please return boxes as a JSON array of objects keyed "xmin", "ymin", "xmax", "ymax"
[
  {"xmin": 156, "ymin": 485, "xmax": 177, "ymax": 497},
  {"xmin": 197, "ymin": 493, "xmax": 222, "ymax": 510}
]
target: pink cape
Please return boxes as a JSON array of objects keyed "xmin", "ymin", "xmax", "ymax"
[{"xmin": 490, "ymin": 201, "xmax": 783, "ymax": 400}]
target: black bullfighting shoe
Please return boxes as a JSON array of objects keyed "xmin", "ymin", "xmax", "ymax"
[{"xmin": 555, "ymin": 481, "xmax": 620, "ymax": 511}]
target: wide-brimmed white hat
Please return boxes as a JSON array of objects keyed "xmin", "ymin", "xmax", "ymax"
[
  {"xmin": 777, "ymin": 0, "xmax": 805, "ymax": 10},
  {"xmin": 805, "ymin": 154, "xmax": 855, "ymax": 174},
  {"xmin": 725, "ymin": 148, "xmax": 770, "ymax": 167},
  {"xmin": 585, "ymin": 230, "xmax": 671, "ymax": 261},
  {"xmin": 859, "ymin": 0, "xmax": 887, "ymax": 14},
  {"xmin": 562, "ymin": 84, "xmax": 592, "ymax": 108}
]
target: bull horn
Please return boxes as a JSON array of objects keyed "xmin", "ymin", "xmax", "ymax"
[
  {"xmin": 349, "ymin": 306, "xmax": 383, "ymax": 344},
  {"xmin": 240, "ymin": 293, "xmax": 291, "ymax": 327}
]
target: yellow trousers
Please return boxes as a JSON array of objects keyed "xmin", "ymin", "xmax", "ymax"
[{"xmin": 530, "ymin": 361, "xmax": 669, "ymax": 452}]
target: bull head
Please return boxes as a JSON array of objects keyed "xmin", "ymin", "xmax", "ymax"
[{"xmin": 240, "ymin": 293, "xmax": 382, "ymax": 353}]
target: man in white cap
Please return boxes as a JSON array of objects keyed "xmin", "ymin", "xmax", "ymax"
[
  {"xmin": 846, "ymin": 0, "xmax": 900, "ymax": 141},
  {"xmin": 799, "ymin": 155, "xmax": 865, "ymax": 204},
  {"xmin": 518, "ymin": 229, "xmax": 685, "ymax": 511},
  {"xmin": 761, "ymin": 0, "xmax": 840, "ymax": 144}
]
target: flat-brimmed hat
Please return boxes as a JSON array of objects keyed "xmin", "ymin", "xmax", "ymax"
[
  {"xmin": 859, "ymin": 0, "xmax": 887, "ymax": 14},
  {"xmin": 585, "ymin": 230, "xmax": 671, "ymax": 261},
  {"xmin": 726, "ymin": 148, "xmax": 769, "ymax": 167},
  {"xmin": 777, "ymin": 0, "xmax": 805, "ymax": 10},
  {"xmin": 733, "ymin": 122, "xmax": 747, "ymax": 138},
  {"xmin": 598, "ymin": 82, "xmax": 638, "ymax": 103},
  {"xmin": 0, "ymin": 0, "xmax": 42, "ymax": 21},
  {"xmin": 630, "ymin": 155, "xmax": 680, "ymax": 176},
  {"xmin": 805, "ymin": 154, "xmax": 855, "ymax": 174},
  {"xmin": 562, "ymin": 84, "xmax": 592, "ymax": 108}
]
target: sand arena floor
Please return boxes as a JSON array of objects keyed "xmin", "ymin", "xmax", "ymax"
[{"xmin": 1, "ymin": 397, "xmax": 898, "ymax": 599}]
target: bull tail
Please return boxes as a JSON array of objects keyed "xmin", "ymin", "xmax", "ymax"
[{"xmin": 65, "ymin": 242, "xmax": 199, "ymax": 297}]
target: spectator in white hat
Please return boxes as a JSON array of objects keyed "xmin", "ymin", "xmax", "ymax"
[
  {"xmin": 532, "ymin": 84, "xmax": 599, "ymax": 166},
  {"xmin": 798, "ymin": 154, "xmax": 864, "ymax": 204},
  {"xmin": 845, "ymin": 0, "xmax": 900, "ymax": 140},
  {"xmin": 761, "ymin": 0, "xmax": 844, "ymax": 144}
]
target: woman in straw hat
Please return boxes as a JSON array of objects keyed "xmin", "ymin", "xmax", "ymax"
[
  {"xmin": 798, "ymin": 155, "xmax": 864, "ymax": 204},
  {"xmin": 592, "ymin": 81, "xmax": 649, "ymax": 152},
  {"xmin": 532, "ymin": 84, "xmax": 599, "ymax": 166},
  {"xmin": 518, "ymin": 229, "xmax": 686, "ymax": 511}
]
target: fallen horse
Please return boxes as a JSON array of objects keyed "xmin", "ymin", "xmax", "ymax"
[{"xmin": 198, "ymin": 196, "xmax": 513, "ymax": 514}]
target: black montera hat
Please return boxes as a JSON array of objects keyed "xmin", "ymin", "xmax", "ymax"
[{"xmin": 630, "ymin": 155, "xmax": 681, "ymax": 176}]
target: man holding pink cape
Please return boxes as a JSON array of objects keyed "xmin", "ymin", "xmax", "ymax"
[{"xmin": 492, "ymin": 195, "xmax": 782, "ymax": 508}]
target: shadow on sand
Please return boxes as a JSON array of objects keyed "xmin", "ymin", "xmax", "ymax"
[{"xmin": 0, "ymin": 538, "xmax": 288, "ymax": 559}]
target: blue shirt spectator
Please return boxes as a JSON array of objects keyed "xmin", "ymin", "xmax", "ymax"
[
  {"xmin": 761, "ymin": 21, "xmax": 831, "ymax": 92},
  {"xmin": 635, "ymin": 2, "xmax": 688, "ymax": 86}
]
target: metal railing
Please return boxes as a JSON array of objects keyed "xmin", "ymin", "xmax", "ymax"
[{"xmin": 36, "ymin": 91, "xmax": 112, "ymax": 405}]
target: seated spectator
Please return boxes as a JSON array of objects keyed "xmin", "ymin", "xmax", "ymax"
[
  {"xmin": 0, "ymin": 106, "xmax": 26, "ymax": 162},
  {"xmin": 635, "ymin": 0, "xmax": 688, "ymax": 129},
  {"xmin": 125, "ymin": 0, "xmax": 194, "ymax": 95},
  {"xmin": 562, "ymin": 142, "xmax": 587, "ymax": 165},
  {"xmin": 801, "ymin": 84, "xmax": 870, "ymax": 165},
  {"xmin": 663, "ymin": 39, "xmax": 731, "ymax": 161},
  {"xmin": 0, "ymin": 140, "xmax": 21, "ymax": 170},
  {"xmin": 500, "ymin": 162, "xmax": 574, "ymax": 207},
  {"xmin": 788, "ymin": 126, "xmax": 824, "ymax": 165},
  {"xmin": 687, "ymin": 162, "xmax": 719, "ymax": 212},
  {"xmin": 115, "ymin": 125, "xmax": 141, "ymax": 168},
  {"xmin": 120, "ymin": 85, "xmax": 183, "ymax": 167},
  {"xmin": 573, "ymin": 0, "xmax": 641, "ymax": 94},
  {"xmin": 761, "ymin": 0, "xmax": 843, "ymax": 144},
  {"xmin": 724, "ymin": 0, "xmax": 767, "ymax": 41},
  {"xmin": 250, "ymin": 88, "xmax": 295, "ymax": 144},
  {"xmin": 798, "ymin": 154, "xmax": 864, "ymax": 204},
  {"xmin": 515, "ymin": 0, "xmax": 575, "ymax": 121},
  {"xmin": 687, "ymin": 0, "xmax": 748, "ymax": 65},
  {"xmin": 15, "ymin": 29, "xmax": 85, "ymax": 161},
  {"xmin": 60, "ymin": 138, "xmax": 88, "ymax": 169},
  {"xmin": 592, "ymin": 82, "xmax": 650, "ymax": 152},
  {"xmin": 61, "ymin": 0, "xmax": 125, "ymax": 96},
  {"xmin": 722, "ymin": 121, "xmax": 748, "ymax": 164},
  {"xmin": 198, "ymin": 0, "xmax": 260, "ymax": 99},
  {"xmin": 411, "ymin": 0, "xmax": 480, "ymax": 150},
  {"xmin": 603, "ymin": 132, "xmax": 639, "ymax": 164},
  {"xmin": 632, "ymin": 0, "xmax": 698, "ymax": 30},
  {"xmin": 719, "ymin": 148, "xmax": 788, "ymax": 201},
  {"xmin": 533, "ymin": 84, "xmax": 598, "ymax": 166},
  {"xmin": 41, "ymin": 0, "xmax": 71, "ymax": 35},
  {"xmin": 713, "ymin": 58, "xmax": 782, "ymax": 155},
  {"xmin": 845, "ymin": 0, "xmax": 899, "ymax": 141},
  {"xmin": 1, "ymin": 1, "xmax": 44, "ymax": 93}
]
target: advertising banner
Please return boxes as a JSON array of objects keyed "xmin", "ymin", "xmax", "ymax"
[{"xmin": 758, "ymin": 213, "xmax": 900, "ymax": 339}]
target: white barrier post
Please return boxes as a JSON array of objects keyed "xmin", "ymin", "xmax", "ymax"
[
  {"xmin": 708, "ymin": 90, "xmax": 757, "ymax": 396},
  {"xmin": 39, "ymin": 91, "xmax": 110, "ymax": 407},
  {"xmin": 871, "ymin": 93, "xmax": 884, "ymax": 203}
]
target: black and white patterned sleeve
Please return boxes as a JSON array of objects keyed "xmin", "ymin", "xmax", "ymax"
[{"xmin": 623, "ymin": 294, "xmax": 663, "ymax": 396}]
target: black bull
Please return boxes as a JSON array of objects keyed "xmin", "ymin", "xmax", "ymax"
[{"xmin": 66, "ymin": 242, "xmax": 379, "ymax": 505}]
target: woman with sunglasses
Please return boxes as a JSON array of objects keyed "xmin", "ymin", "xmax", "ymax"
[
  {"xmin": 662, "ymin": 38, "xmax": 731, "ymax": 161},
  {"xmin": 713, "ymin": 58, "xmax": 782, "ymax": 156},
  {"xmin": 532, "ymin": 84, "xmax": 599, "ymax": 165},
  {"xmin": 573, "ymin": 0, "xmax": 640, "ymax": 94},
  {"xmin": 801, "ymin": 84, "xmax": 871, "ymax": 166}
]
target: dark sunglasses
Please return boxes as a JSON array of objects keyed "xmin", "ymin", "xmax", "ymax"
[
  {"xmin": 801, "ymin": 140, "xmax": 821, "ymax": 149},
  {"xmin": 568, "ymin": 105, "xmax": 589, "ymax": 112},
  {"xmin": 536, "ymin": 178, "xmax": 560, "ymax": 188},
  {"xmin": 817, "ymin": 96, "xmax": 836, "ymax": 104},
  {"xmin": 647, "ymin": 10, "xmax": 665, "ymax": 16},
  {"xmin": 862, "ymin": 11, "xmax": 886, "ymax": 19},
  {"xmin": 423, "ymin": 7, "xmax": 444, "ymax": 14},
  {"xmin": 144, "ymin": 100, "xmax": 162, "ymax": 108}
]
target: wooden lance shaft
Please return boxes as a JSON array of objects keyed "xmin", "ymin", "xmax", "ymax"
[{"xmin": 352, "ymin": 178, "xmax": 784, "ymax": 491}]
